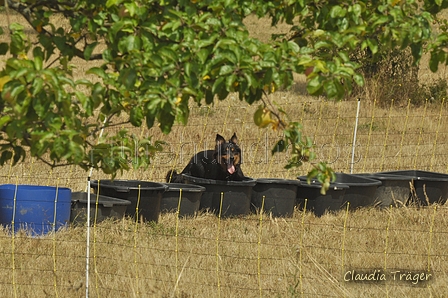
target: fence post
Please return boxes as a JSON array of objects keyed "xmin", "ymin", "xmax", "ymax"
[
  {"xmin": 430, "ymin": 98, "xmax": 445, "ymax": 171},
  {"xmin": 133, "ymin": 185, "xmax": 142, "ymax": 296},
  {"xmin": 413, "ymin": 98, "xmax": 429, "ymax": 169},
  {"xmin": 384, "ymin": 205, "xmax": 392, "ymax": 298},
  {"xmin": 299, "ymin": 199, "xmax": 307, "ymax": 298},
  {"xmin": 341, "ymin": 202, "xmax": 350, "ymax": 286},
  {"xmin": 362, "ymin": 99, "xmax": 376, "ymax": 172},
  {"xmin": 85, "ymin": 177, "xmax": 91, "ymax": 298},
  {"xmin": 175, "ymin": 189, "xmax": 183, "ymax": 289},
  {"xmin": 350, "ymin": 99, "xmax": 361, "ymax": 174},
  {"xmin": 52, "ymin": 180, "xmax": 60, "ymax": 298},
  {"xmin": 380, "ymin": 99, "xmax": 394, "ymax": 171},
  {"xmin": 257, "ymin": 196, "xmax": 265, "ymax": 298},
  {"xmin": 216, "ymin": 192, "xmax": 224, "ymax": 298},
  {"xmin": 11, "ymin": 177, "xmax": 18, "ymax": 298},
  {"xmin": 427, "ymin": 205, "xmax": 437, "ymax": 294},
  {"xmin": 396, "ymin": 99, "xmax": 411, "ymax": 169}
]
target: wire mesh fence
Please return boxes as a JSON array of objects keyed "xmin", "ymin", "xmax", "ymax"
[{"xmin": 0, "ymin": 97, "xmax": 447, "ymax": 297}]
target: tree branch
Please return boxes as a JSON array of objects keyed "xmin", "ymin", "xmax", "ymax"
[{"xmin": 6, "ymin": 0, "xmax": 103, "ymax": 61}]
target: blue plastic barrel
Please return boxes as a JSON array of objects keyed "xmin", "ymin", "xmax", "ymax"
[{"xmin": 0, "ymin": 184, "xmax": 72, "ymax": 236}]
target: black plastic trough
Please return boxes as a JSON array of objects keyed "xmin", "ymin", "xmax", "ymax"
[
  {"xmin": 70, "ymin": 191, "xmax": 131, "ymax": 225},
  {"xmin": 251, "ymin": 178, "xmax": 301, "ymax": 217},
  {"xmin": 356, "ymin": 173, "xmax": 412, "ymax": 208},
  {"xmin": 296, "ymin": 179, "xmax": 349, "ymax": 216},
  {"xmin": 161, "ymin": 183, "xmax": 206, "ymax": 217},
  {"xmin": 377, "ymin": 170, "xmax": 448, "ymax": 205},
  {"xmin": 182, "ymin": 174, "xmax": 256, "ymax": 217},
  {"xmin": 90, "ymin": 180, "xmax": 167, "ymax": 222},
  {"xmin": 298, "ymin": 173, "xmax": 382, "ymax": 212}
]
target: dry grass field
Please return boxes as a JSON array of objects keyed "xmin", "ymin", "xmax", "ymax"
[{"xmin": 0, "ymin": 9, "xmax": 447, "ymax": 298}]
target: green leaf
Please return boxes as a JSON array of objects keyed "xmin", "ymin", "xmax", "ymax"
[
  {"xmin": 10, "ymin": 84, "xmax": 26, "ymax": 99},
  {"xmin": 353, "ymin": 73, "xmax": 365, "ymax": 87},
  {"xmin": 11, "ymin": 67, "xmax": 30, "ymax": 80},
  {"xmin": 205, "ymin": 90, "xmax": 214, "ymax": 104},
  {"xmin": 118, "ymin": 35, "xmax": 141, "ymax": 53},
  {"xmin": 197, "ymin": 38, "xmax": 216, "ymax": 49},
  {"xmin": 13, "ymin": 146, "xmax": 25, "ymax": 164},
  {"xmin": 287, "ymin": 41, "xmax": 300, "ymax": 53},
  {"xmin": 212, "ymin": 77, "xmax": 225, "ymax": 94},
  {"xmin": 314, "ymin": 41, "xmax": 333, "ymax": 50},
  {"xmin": 84, "ymin": 42, "xmax": 98, "ymax": 61},
  {"xmin": 176, "ymin": 103, "xmax": 189, "ymax": 125},
  {"xmin": 158, "ymin": 47, "xmax": 177, "ymax": 62},
  {"xmin": 87, "ymin": 67, "xmax": 107, "ymax": 79},
  {"xmin": 0, "ymin": 43, "xmax": 8, "ymax": 55},
  {"xmin": 145, "ymin": 110, "xmax": 156, "ymax": 129},
  {"xmin": 130, "ymin": 106, "xmax": 143, "ymax": 127},
  {"xmin": 183, "ymin": 87, "xmax": 198, "ymax": 96},
  {"xmin": 306, "ymin": 75, "xmax": 323, "ymax": 95},
  {"xmin": 0, "ymin": 150, "xmax": 13, "ymax": 165},
  {"xmin": 225, "ymin": 74, "xmax": 237, "ymax": 91},
  {"xmin": 323, "ymin": 79, "xmax": 345, "ymax": 99},
  {"xmin": 32, "ymin": 47, "xmax": 44, "ymax": 71},
  {"xmin": 243, "ymin": 72, "xmax": 256, "ymax": 88},
  {"xmin": 330, "ymin": 6, "xmax": 346, "ymax": 18},
  {"xmin": 119, "ymin": 68, "xmax": 137, "ymax": 89},
  {"xmin": 158, "ymin": 107, "xmax": 175, "ymax": 134},
  {"xmin": 219, "ymin": 65, "xmax": 234, "ymax": 76},
  {"xmin": 323, "ymin": 80, "xmax": 338, "ymax": 98},
  {"xmin": 217, "ymin": 88, "xmax": 229, "ymax": 100},
  {"xmin": 366, "ymin": 38, "xmax": 378, "ymax": 54},
  {"xmin": 32, "ymin": 77, "xmax": 44, "ymax": 96},
  {"xmin": 106, "ymin": 0, "xmax": 123, "ymax": 8},
  {"xmin": 0, "ymin": 115, "xmax": 11, "ymax": 129},
  {"xmin": 429, "ymin": 50, "xmax": 443, "ymax": 72},
  {"xmin": 372, "ymin": 15, "xmax": 390, "ymax": 27},
  {"xmin": 272, "ymin": 139, "xmax": 286, "ymax": 154},
  {"xmin": 338, "ymin": 51, "xmax": 350, "ymax": 62},
  {"xmin": 53, "ymin": 36, "xmax": 67, "ymax": 53},
  {"xmin": 197, "ymin": 48, "xmax": 210, "ymax": 64},
  {"xmin": 352, "ymin": 3, "xmax": 363, "ymax": 18},
  {"xmin": 215, "ymin": 38, "xmax": 237, "ymax": 49}
]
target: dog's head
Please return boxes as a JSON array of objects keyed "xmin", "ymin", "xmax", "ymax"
[{"xmin": 214, "ymin": 133, "xmax": 241, "ymax": 175}]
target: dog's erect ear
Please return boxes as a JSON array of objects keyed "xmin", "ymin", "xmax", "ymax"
[
  {"xmin": 230, "ymin": 133, "xmax": 238, "ymax": 144},
  {"xmin": 216, "ymin": 134, "xmax": 226, "ymax": 146}
]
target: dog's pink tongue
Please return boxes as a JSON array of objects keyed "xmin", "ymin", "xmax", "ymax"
[{"xmin": 227, "ymin": 164, "xmax": 235, "ymax": 174}]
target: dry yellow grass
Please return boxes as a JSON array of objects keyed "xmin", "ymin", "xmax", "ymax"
[
  {"xmin": 0, "ymin": 9, "xmax": 447, "ymax": 298},
  {"xmin": 0, "ymin": 207, "xmax": 446, "ymax": 297}
]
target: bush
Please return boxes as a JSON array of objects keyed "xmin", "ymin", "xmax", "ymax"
[{"xmin": 351, "ymin": 47, "xmax": 446, "ymax": 107}]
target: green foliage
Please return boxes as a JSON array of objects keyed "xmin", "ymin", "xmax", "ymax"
[{"xmin": 1, "ymin": 0, "xmax": 448, "ymax": 187}]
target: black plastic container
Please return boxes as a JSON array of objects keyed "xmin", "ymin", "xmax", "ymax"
[
  {"xmin": 296, "ymin": 179, "xmax": 349, "ymax": 216},
  {"xmin": 378, "ymin": 170, "xmax": 448, "ymax": 205},
  {"xmin": 90, "ymin": 180, "xmax": 167, "ymax": 222},
  {"xmin": 251, "ymin": 178, "xmax": 301, "ymax": 217},
  {"xmin": 182, "ymin": 174, "xmax": 256, "ymax": 217},
  {"xmin": 70, "ymin": 191, "xmax": 131, "ymax": 225},
  {"xmin": 161, "ymin": 183, "xmax": 206, "ymax": 217},
  {"xmin": 356, "ymin": 173, "xmax": 412, "ymax": 208},
  {"xmin": 333, "ymin": 173, "xmax": 382, "ymax": 209},
  {"xmin": 298, "ymin": 173, "xmax": 382, "ymax": 210}
]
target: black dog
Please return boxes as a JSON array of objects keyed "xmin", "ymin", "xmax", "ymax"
[{"xmin": 166, "ymin": 133, "xmax": 245, "ymax": 183}]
